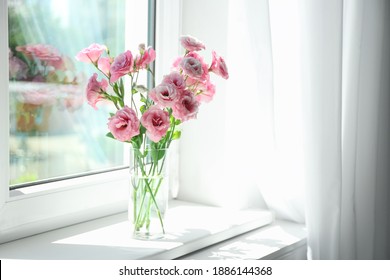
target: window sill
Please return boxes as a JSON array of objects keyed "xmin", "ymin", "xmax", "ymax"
[
  {"xmin": 0, "ymin": 200, "xmax": 275, "ymax": 260},
  {"xmin": 178, "ymin": 220, "xmax": 307, "ymax": 260}
]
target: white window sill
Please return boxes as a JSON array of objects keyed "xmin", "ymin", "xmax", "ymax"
[
  {"xmin": 178, "ymin": 220, "xmax": 307, "ymax": 260},
  {"xmin": 0, "ymin": 200, "xmax": 278, "ymax": 260}
]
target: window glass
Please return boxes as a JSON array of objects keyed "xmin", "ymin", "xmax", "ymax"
[{"xmin": 8, "ymin": 0, "xmax": 145, "ymax": 188}]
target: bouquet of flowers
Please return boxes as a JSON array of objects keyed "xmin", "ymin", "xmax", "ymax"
[{"xmin": 76, "ymin": 35, "xmax": 228, "ymax": 238}]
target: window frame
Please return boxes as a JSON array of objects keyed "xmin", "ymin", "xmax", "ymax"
[{"xmin": 0, "ymin": 0, "xmax": 172, "ymax": 244}]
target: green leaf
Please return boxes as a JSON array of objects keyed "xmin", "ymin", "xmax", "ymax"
[
  {"xmin": 172, "ymin": 130, "xmax": 181, "ymax": 140},
  {"xmin": 119, "ymin": 79, "xmax": 125, "ymax": 96},
  {"xmin": 113, "ymin": 83, "xmax": 119, "ymax": 94},
  {"xmin": 119, "ymin": 99, "xmax": 125, "ymax": 108},
  {"xmin": 151, "ymin": 148, "xmax": 166, "ymax": 163},
  {"xmin": 169, "ymin": 114, "xmax": 174, "ymax": 125},
  {"xmin": 109, "ymin": 112, "xmax": 115, "ymax": 117},
  {"xmin": 130, "ymin": 134, "xmax": 143, "ymax": 149},
  {"xmin": 132, "ymin": 88, "xmax": 137, "ymax": 95},
  {"xmin": 140, "ymin": 94, "xmax": 147, "ymax": 103},
  {"xmin": 169, "ymin": 114, "xmax": 181, "ymax": 126},
  {"xmin": 106, "ymin": 132, "xmax": 115, "ymax": 139},
  {"xmin": 140, "ymin": 105, "xmax": 146, "ymax": 114},
  {"xmin": 109, "ymin": 95, "xmax": 119, "ymax": 104},
  {"xmin": 140, "ymin": 125, "xmax": 146, "ymax": 134}
]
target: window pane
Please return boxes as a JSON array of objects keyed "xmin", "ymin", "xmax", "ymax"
[{"xmin": 8, "ymin": 0, "xmax": 147, "ymax": 187}]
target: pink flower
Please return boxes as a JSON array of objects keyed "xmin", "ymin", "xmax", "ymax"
[
  {"xmin": 16, "ymin": 44, "xmax": 62, "ymax": 62},
  {"xmin": 162, "ymin": 71, "xmax": 186, "ymax": 91},
  {"xmin": 141, "ymin": 106, "xmax": 170, "ymax": 142},
  {"xmin": 110, "ymin": 50, "xmax": 133, "ymax": 83},
  {"xmin": 180, "ymin": 57, "xmax": 203, "ymax": 80},
  {"xmin": 98, "ymin": 57, "xmax": 111, "ymax": 76},
  {"xmin": 148, "ymin": 83, "xmax": 179, "ymax": 108},
  {"xmin": 135, "ymin": 46, "xmax": 156, "ymax": 70},
  {"xmin": 172, "ymin": 90, "xmax": 199, "ymax": 121},
  {"xmin": 86, "ymin": 73, "xmax": 108, "ymax": 109},
  {"xmin": 47, "ymin": 55, "xmax": 75, "ymax": 72},
  {"xmin": 180, "ymin": 52, "xmax": 209, "ymax": 82},
  {"xmin": 107, "ymin": 106, "xmax": 140, "ymax": 142},
  {"xmin": 172, "ymin": 56, "xmax": 183, "ymax": 69},
  {"xmin": 180, "ymin": 35, "xmax": 205, "ymax": 51},
  {"xmin": 21, "ymin": 88, "xmax": 56, "ymax": 106},
  {"xmin": 210, "ymin": 51, "xmax": 229, "ymax": 79},
  {"xmin": 76, "ymin": 43, "xmax": 107, "ymax": 63},
  {"xmin": 46, "ymin": 57, "xmax": 66, "ymax": 70},
  {"xmin": 196, "ymin": 80, "xmax": 216, "ymax": 103},
  {"xmin": 28, "ymin": 44, "xmax": 62, "ymax": 62},
  {"xmin": 15, "ymin": 45, "xmax": 28, "ymax": 54},
  {"xmin": 9, "ymin": 56, "xmax": 28, "ymax": 80}
]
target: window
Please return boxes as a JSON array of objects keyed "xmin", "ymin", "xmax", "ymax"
[
  {"xmin": 0, "ymin": 0, "xmax": 152, "ymax": 244},
  {"xmin": 8, "ymin": 0, "xmax": 149, "ymax": 188}
]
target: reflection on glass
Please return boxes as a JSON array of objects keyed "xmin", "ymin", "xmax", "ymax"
[{"xmin": 8, "ymin": 0, "xmax": 143, "ymax": 187}]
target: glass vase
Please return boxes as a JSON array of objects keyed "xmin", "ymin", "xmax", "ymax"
[{"xmin": 128, "ymin": 146, "xmax": 169, "ymax": 240}]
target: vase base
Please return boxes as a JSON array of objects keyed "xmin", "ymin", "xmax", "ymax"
[{"xmin": 133, "ymin": 231, "xmax": 165, "ymax": 240}]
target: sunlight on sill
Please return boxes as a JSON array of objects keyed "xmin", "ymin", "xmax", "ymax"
[{"xmin": 0, "ymin": 200, "xmax": 273, "ymax": 260}]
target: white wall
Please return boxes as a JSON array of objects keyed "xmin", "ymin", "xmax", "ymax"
[{"xmin": 177, "ymin": 0, "xmax": 268, "ymax": 210}]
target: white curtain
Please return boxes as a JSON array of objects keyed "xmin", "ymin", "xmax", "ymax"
[
  {"xmin": 265, "ymin": 0, "xmax": 390, "ymax": 259},
  {"xmin": 300, "ymin": 0, "xmax": 390, "ymax": 259},
  {"xmin": 228, "ymin": 0, "xmax": 390, "ymax": 259}
]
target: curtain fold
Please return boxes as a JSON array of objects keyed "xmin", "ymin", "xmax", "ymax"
[
  {"xmin": 300, "ymin": 0, "xmax": 390, "ymax": 259},
  {"xmin": 256, "ymin": 0, "xmax": 307, "ymax": 224},
  {"xmin": 257, "ymin": 0, "xmax": 390, "ymax": 259},
  {"xmin": 300, "ymin": 0, "xmax": 344, "ymax": 260}
]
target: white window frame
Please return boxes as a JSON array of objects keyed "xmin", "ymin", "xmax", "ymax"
[{"xmin": 0, "ymin": 0, "xmax": 180, "ymax": 244}]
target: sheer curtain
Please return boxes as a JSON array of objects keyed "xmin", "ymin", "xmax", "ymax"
[
  {"xmin": 267, "ymin": 0, "xmax": 390, "ymax": 259},
  {"xmin": 226, "ymin": 0, "xmax": 390, "ymax": 259},
  {"xmin": 300, "ymin": 0, "xmax": 390, "ymax": 259}
]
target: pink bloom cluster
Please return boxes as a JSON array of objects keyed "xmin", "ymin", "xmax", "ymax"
[
  {"xmin": 76, "ymin": 35, "xmax": 229, "ymax": 144},
  {"xmin": 149, "ymin": 35, "xmax": 229, "ymax": 121},
  {"xmin": 76, "ymin": 43, "xmax": 156, "ymax": 83}
]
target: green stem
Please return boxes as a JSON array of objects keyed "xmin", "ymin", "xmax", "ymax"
[
  {"xmin": 157, "ymin": 119, "xmax": 176, "ymax": 175},
  {"xmin": 134, "ymin": 156, "xmax": 165, "ymax": 234},
  {"xmin": 133, "ymin": 187, "xmax": 137, "ymax": 224},
  {"xmin": 134, "ymin": 178, "xmax": 148, "ymax": 229},
  {"xmin": 129, "ymin": 74, "xmax": 139, "ymax": 116}
]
